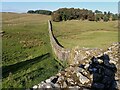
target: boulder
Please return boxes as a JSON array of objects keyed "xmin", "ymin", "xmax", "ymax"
[
  {"xmin": 62, "ymin": 81, "xmax": 67, "ymax": 88},
  {"xmin": 51, "ymin": 76, "xmax": 59, "ymax": 84},
  {"xmin": 54, "ymin": 83, "xmax": 60, "ymax": 88},
  {"xmin": 76, "ymin": 72, "xmax": 90, "ymax": 84},
  {"xmin": 32, "ymin": 85, "xmax": 38, "ymax": 89},
  {"xmin": 45, "ymin": 79, "xmax": 51, "ymax": 83}
]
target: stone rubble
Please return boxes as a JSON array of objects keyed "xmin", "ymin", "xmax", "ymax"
[{"xmin": 32, "ymin": 42, "xmax": 120, "ymax": 90}]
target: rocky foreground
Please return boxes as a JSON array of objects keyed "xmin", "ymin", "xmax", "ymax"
[{"xmin": 32, "ymin": 43, "xmax": 120, "ymax": 90}]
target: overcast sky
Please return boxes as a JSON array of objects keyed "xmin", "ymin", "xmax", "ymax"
[{"xmin": 1, "ymin": 2, "xmax": 119, "ymax": 14}]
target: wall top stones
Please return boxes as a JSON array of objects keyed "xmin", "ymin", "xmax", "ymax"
[{"xmin": 48, "ymin": 20, "xmax": 70, "ymax": 61}]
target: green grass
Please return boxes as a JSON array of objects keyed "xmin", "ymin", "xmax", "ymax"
[
  {"xmin": 2, "ymin": 13, "xmax": 63, "ymax": 88},
  {"xmin": 52, "ymin": 20, "xmax": 118, "ymax": 49},
  {"xmin": 2, "ymin": 13, "xmax": 119, "ymax": 88}
]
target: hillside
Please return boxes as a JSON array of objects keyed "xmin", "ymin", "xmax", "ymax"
[
  {"xmin": 2, "ymin": 13, "xmax": 62, "ymax": 88},
  {"xmin": 2, "ymin": 12, "xmax": 119, "ymax": 89},
  {"xmin": 52, "ymin": 20, "xmax": 118, "ymax": 49}
]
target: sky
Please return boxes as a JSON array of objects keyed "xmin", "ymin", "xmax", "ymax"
[
  {"xmin": 1, "ymin": 0, "xmax": 119, "ymax": 2},
  {"xmin": 1, "ymin": 2, "xmax": 119, "ymax": 14}
]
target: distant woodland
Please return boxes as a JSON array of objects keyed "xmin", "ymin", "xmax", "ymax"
[
  {"xmin": 27, "ymin": 10, "xmax": 52, "ymax": 15},
  {"xmin": 27, "ymin": 8, "xmax": 119, "ymax": 22}
]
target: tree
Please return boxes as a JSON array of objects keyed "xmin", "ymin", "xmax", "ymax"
[
  {"xmin": 27, "ymin": 10, "xmax": 34, "ymax": 13},
  {"xmin": 51, "ymin": 12, "xmax": 62, "ymax": 22},
  {"xmin": 108, "ymin": 11, "xmax": 111, "ymax": 16},
  {"xmin": 27, "ymin": 10, "xmax": 52, "ymax": 15},
  {"xmin": 104, "ymin": 11, "xmax": 107, "ymax": 15},
  {"xmin": 88, "ymin": 13, "xmax": 95, "ymax": 21},
  {"xmin": 103, "ymin": 15, "xmax": 109, "ymax": 22},
  {"xmin": 95, "ymin": 10, "xmax": 102, "ymax": 14},
  {"xmin": 51, "ymin": 8, "xmax": 117, "ymax": 22},
  {"xmin": 62, "ymin": 14, "xmax": 67, "ymax": 21},
  {"xmin": 107, "ymin": 11, "xmax": 111, "ymax": 19},
  {"xmin": 51, "ymin": 8, "xmax": 95, "ymax": 21},
  {"xmin": 112, "ymin": 14, "xmax": 118, "ymax": 21},
  {"xmin": 34, "ymin": 10, "xmax": 52, "ymax": 15},
  {"xmin": 95, "ymin": 16, "xmax": 100, "ymax": 22}
]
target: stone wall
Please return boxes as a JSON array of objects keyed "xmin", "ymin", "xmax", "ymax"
[
  {"xmin": 48, "ymin": 20, "xmax": 104, "ymax": 64},
  {"xmin": 32, "ymin": 43, "xmax": 119, "ymax": 89},
  {"xmin": 48, "ymin": 20, "xmax": 70, "ymax": 61},
  {"xmin": 48, "ymin": 20, "xmax": 104, "ymax": 63},
  {"xmin": 32, "ymin": 21, "xmax": 119, "ymax": 89}
]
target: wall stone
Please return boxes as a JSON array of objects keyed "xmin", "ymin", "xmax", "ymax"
[
  {"xmin": 32, "ymin": 21, "xmax": 119, "ymax": 89},
  {"xmin": 48, "ymin": 20, "xmax": 104, "ymax": 64},
  {"xmin": 32, "ymin": 43, "xmax": 119, "ymax": 89},
  {"xmin": 48, "ymin": 20, "xmax": 70, "ymax": 61}
]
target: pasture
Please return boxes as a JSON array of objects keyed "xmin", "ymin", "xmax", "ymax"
[
  {"xmin": 2, "ymin": 12, "xmax": 118, "ymax": 88},
  {"xmin": 52, "ymin": 20, "xmax": 118, "ymax": 50},
  {"xmin": 2, "ymin": 13, "xmax": 62, "ymax": 88}
]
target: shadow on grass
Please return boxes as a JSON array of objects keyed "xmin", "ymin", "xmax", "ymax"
[
  {"xmin": 2, "ymin": 53, "xmax": 50, "ymax": 78},
  {"xmin": 49, "ymin": 21, "xmax": 64, "ymax": 48}
]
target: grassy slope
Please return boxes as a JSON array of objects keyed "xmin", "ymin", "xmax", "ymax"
[
  {"xmin": 2, "ymin": 13, "xmax": 62, "ymax": 88},
  {"xmin": 52, "ymin": 20, "xmax": 118, "ymax": 49}
]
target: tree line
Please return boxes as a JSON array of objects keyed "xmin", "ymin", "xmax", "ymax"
[
  {"xmin": 27, "ymin": 8, "xmax": 119, "ymax": 22},
  {"xmin": 27, "ymin": 10, "xmax": 52, "ymax": 15},
  {"xmin": 51, "ymin": 8, "xmax": 119, "ymax": 22}
]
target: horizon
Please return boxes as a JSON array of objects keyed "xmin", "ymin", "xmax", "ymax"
[{"xmin": 1, "ymin": 2, "xmax": 119, "ymax": 14}]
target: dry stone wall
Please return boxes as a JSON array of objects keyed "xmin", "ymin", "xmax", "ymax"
[
  {"xmin": 32, "ymin": 43, "xmax": 120, "ymax": 89},
  {"xmin": 32, "ymin": 21, "xmax": 119, "ymax": 89},
  {"xmin": 48, "ymin": 20, "xmax": 103, "ymax": 64},
  {"xmin": 48, "ymin": 20, "xmax": 104, "ymax": 64},
  {"xmin": 48, "ymin": 20, "xmax": 70, "ymax": 61}
]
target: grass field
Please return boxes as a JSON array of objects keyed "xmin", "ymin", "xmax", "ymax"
[
  {"xmin": 2, "ymin": 12, "xmax": 118, "ymax": 88},
  {"xmin": 2, "ymin": 13, "xmax": 63, "ymax": 88},
  {"xmin": 52, "ymin": 20, "xmax": 118, "ymax": 50}
]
